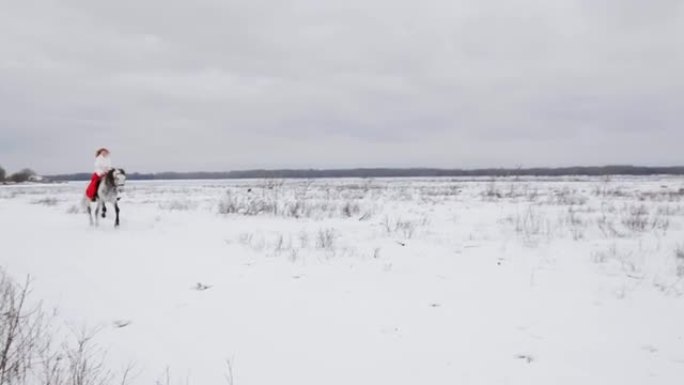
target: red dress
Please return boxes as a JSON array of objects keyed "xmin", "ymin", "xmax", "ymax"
[{"xmin": 85, "ymin": 173, "xmax": 101, "ymax": 201}]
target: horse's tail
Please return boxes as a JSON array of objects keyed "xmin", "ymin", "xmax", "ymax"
[{"xmin": 81, "ymin": 195, "xmax": 91, "ymax": 210}]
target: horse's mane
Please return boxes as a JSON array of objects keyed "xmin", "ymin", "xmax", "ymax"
[{"xmin": 105, "ymin": 169, "xmax": 116, "ymax": 187}]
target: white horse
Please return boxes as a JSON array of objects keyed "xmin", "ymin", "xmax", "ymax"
[{"xmin": 84, "ymin": 169, "xmax": 126, "ymax": 227}]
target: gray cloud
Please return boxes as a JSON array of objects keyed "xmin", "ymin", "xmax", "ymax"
[{"xmin": 0, "ymin": 0, "xmax": 682, "ymax": 173}]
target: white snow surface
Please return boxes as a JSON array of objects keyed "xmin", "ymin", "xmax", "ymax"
[{"xmin": 1, "ymin": 176, "xmax": 684, "ymax": 384}]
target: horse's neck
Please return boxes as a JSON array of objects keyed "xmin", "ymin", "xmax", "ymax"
[{"xmin": 99, "ymin": 178, "xmax": 116, "ymax": 195}]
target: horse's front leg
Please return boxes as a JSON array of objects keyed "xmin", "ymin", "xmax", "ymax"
[
  {"xmin": 114, "ymin": 202, "xmax": 120, "ymax": 228},
  {"xmin": 101, "ymin": 202, "xmax": 107, "ymax": 218}
]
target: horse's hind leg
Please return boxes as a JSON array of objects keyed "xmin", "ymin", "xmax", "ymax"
[
  {"xmin": 102, "ymin": 203, "xmax": 107, "ymax": 218},
  {"xmin": 87, "ymin": 205, "xmax": 94, "ymax": 226},
  {"xmin": 94, "ymin": 202, "xmax": 101, "ymax": 226},
  {"xmin": 114, "ymin": 202, "xmax": 120, "ymax": 228}
]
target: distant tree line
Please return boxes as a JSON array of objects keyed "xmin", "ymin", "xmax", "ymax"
[
  {"xmin": 46, "ymin": 165, "xmax": 684, "ymax": 182},
  {"xmin": 0, "ymin": 165, "xmax": 36, "ymax": 183}
]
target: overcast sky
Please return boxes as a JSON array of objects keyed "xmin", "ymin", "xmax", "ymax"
[{"xmin": 1, "ymin": 0, "xmax": 682, "ymax": 174}]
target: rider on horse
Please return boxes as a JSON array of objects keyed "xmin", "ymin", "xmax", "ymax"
[{"xmin": 86, "ymin": 148, "xmax": 112, "ymax": 201}]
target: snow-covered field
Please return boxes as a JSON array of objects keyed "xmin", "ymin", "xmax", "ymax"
[{"xmin": 2, "ymin": 176, "xmax": 684, "ymax": 385}]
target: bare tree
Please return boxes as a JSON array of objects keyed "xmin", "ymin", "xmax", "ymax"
[
  {"xmin": 0, "ymin": 269, "xmax": 135, "ymax": 385},
  {"xmin": 9, "ymin": 169, "xmax": 36, "ymax": 184},
  {"xmin": 0, "ymin": 272, "xmax": 43, "ymax": 385},
  {"xmin": 223, "ymin": 359, "xmax": 234, "ymax": 385},
  {"xmin": 65, "ymin": 328, "xmax": 113, "ymax": 385}
]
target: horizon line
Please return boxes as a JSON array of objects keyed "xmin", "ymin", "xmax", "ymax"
[{"xmin": 45, "ymin": 165, "xmax": 684, "ymax": 181}]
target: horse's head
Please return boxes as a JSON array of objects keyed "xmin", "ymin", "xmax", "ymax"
[{"xmin": 109, "ymin": 168, "xmax": 127, "ymax": 191}]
